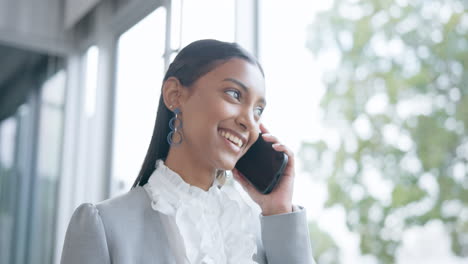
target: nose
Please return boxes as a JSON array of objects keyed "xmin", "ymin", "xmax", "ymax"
[{"xmin": 236, "ymin": 107, "xmax": 258, "ymax": 133}]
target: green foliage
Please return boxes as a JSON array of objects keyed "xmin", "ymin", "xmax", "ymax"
[
  {"xmin": 308, "ymin": 221, "xmax": 340, "ymax": 264},
  {"xmin": 303, "ymin": 0, "xmax": 468, "ymax": 263},
  {"xmin": 391, "ymin": 184, "xmax": 425, "ymax": 208}
]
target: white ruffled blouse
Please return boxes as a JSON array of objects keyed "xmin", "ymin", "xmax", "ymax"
[{"xmin": 143, "ymin": 159, "xmax": 260, "ymax": 264}]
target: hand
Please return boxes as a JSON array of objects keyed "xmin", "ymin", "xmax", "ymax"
[{"xmin": 232, "ymin": 123, "xmax": 295, "ymax": 216}]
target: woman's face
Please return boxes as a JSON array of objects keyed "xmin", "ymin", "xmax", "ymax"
[{"xmin": 179, "ymin": 58, "xmax": 266, "ymax": 171}]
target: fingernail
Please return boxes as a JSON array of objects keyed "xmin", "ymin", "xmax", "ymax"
[
  {"xmin": 272, "ymin": 143, "xmax": 281, "ymax": 148},
  {"xmin": 262, "ymin": 133, "xmax": 272, "ymax": 137}
]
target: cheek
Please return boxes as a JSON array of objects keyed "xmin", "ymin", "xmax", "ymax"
[
  {"xmin": 183, "ymin": 96, "xmax": 233, "ymax": 133},
  {"xmin": 201, "ymin": 96, "xmax": 238, "ymax": 121},
  {"xmin": 248, "ymin": 132, "xmax": 260, "ymax": 147},
  {"xmin": 213, "ymin": 100, "xmax": 238, "ymax": 117}
]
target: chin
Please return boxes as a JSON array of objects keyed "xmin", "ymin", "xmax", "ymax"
[
  {"xmin": 222, "ymin": 160, "xmax": 237, "ymax": 171},
  {"xmin": 216, "ymin": 155, "xmax": 238, "ymax": 171}
]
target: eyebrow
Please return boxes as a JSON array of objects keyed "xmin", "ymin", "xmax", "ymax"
[{"xmin": 222, "ymin": 78, "xmax": 266, "ymax": 105}]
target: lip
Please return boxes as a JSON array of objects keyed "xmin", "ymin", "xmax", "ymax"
[
  {"xmin": 217, "ymin": 127, "xmax": 248, "ymax": 148},
  {"xmin": 220, "ymin": 134, "xmax": 242, "ymax": 153}
]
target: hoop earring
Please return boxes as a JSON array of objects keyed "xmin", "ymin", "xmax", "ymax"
[{"xmin": 167, "ymin": 107, "xmax": 183, "ymax": 146}]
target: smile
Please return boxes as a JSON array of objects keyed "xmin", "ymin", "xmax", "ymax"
[{"xmin": 219, "ymin": 129, "xmax": 244, "ymax": 148}]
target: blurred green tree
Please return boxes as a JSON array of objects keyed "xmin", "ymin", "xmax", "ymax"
[{"xmin": 302, "ymin": 0, "xmax": 468, "ymax": 263}]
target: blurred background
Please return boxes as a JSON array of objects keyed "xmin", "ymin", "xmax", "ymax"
[{"xmin": 0, "ymin": 0, "xmax": 467, "ymax": 263}]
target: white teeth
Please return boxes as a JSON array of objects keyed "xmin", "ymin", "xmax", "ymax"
[{"xmin": 219, "ymin": 130, "xmax": 243, "ymax": 148}]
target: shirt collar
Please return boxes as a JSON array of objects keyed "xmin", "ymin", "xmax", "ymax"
[{"xmin": 151, "ymin": 159, "xmax": 222, "ymax": 202}]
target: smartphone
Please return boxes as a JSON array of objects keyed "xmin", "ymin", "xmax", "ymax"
[{"xmin": 235, "ymin": 133, "xmax": 288, "ymax": 194}]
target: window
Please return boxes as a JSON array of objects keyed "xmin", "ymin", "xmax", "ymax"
[
  {"xmin": 258, "ymin": 0, "xmax": 324, "ymax": 217},
  {"xmin": 28, "ymin": 69, "xmax": 66, "ymax": 264},
  {"xmin": 111, "ymin": 7, "xmax": 167, "ymax": 195},
  {"xmin": 179, "ymin": 0, "xmax": 236, "ymax": 46},
  {"xmin": 84, "ymin": 46, "xmax": 99, "ymax": 117},
  {"xmin": 259, "ymin": 0, "xmax": 468, "ymax": 263},
  {"xmin": 0, "ymin": 116, "xmax": 18, "ymax": 264}
]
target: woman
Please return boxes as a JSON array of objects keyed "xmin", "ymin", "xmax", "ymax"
[{"xmin": 61, "ymin": 39, "xmax": 315, "ymax": 264}]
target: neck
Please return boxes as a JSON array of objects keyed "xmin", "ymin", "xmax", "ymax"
[{"xmin": 164, "ymin": 144, "xmax": 217, "ymax": 191}]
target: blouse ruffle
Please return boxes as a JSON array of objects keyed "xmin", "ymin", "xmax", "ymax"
[{"xmin": 143, "ymin": 159, "xmax": 258, "ymax": 264}]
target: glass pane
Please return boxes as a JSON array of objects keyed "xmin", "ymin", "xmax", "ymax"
[
  {"xmin": 0, "ymin": 117, "xmax": 17, "ymax": 169},
  {"xmin": 84, "ymin": 46, "xmax": 99, "ymax": 117},
  {"xmin": 258, "ymin": 0, "xmax": 323, "ymax": 209},
  {"xmin": 0, "ymin": 117, "xmax": 18, "ymax": 264},
  {"xmin": 259, "ymin": 0, "xmax": 468, "ymax": 263},
  {"xmin": 28, "ymin": 69, "xmax": 66, "ymax": 264},
  {"xmin": 258, "ymin": 0, "xmax": 329, "ymax": 262},
  {"xmin": 170, "ymin": 0, "xmax": 183, "ymax": 50},
  {"xmin": 112, "ymin": 7, "xmax": 166, "ymax": 195},
  {"xmin": 181, "ymin": 0, "xmax": 235, "ymax": 45},
  {"xmin": 42, "ymin": 70, "xmax": 66, "ymax": 106}
]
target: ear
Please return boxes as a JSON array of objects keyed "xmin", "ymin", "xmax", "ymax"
[{"xmin": 162, "ymin": 77, "xmax": 187, "ymax": 111}]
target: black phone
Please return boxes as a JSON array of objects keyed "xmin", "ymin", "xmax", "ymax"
[{"xmin": 235, "ymin": 133, "xmax": 288, "ymax": 194}]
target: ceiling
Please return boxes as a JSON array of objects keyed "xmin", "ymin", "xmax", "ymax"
[{"xmin": 0, "ymin": 43, "xmax": 46, "ymax": 89}]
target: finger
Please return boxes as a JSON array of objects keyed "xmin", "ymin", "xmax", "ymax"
[
  {"xmin": 272, "ymin": 143, "xmax": 293, "ymax": 157},
  {"xmin": 260, "ymin": 123, "xmax": 270, "ymax": 134},
  {"xmin": 262, "ymin": 133, "xmax": 280, "ymax": 143},
  {"xmin": 272, "ymin": 143, "xmax": 295, "ymax": 167}
]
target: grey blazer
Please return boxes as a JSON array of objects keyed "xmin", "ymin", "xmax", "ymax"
[{"xmin": 60, "ymin": 186, "xmax": 315, "ymax": 264}]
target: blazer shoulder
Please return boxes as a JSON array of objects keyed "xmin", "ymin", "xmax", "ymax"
[
  {"xmin": 66, "ymin": 203, "xmax": 104, "ymax": 231},
  {"xmin": 61, "ymin": 203, "xmax": 111, "ymax": 264},
  {"xmin": 63, "ymin": 187, "xmax": 173, "ymax": 263},
  {"xmin": 95, "ymin": 186, "xmax": 150, "ymax": 214},
  {"xmin": 71, "ymin": 202, "xmax": 101, "ymax": 219},
  {"xmin": 66, "ymin": 186, "xmax": 147, "ymax": 230},
  {"xmin": 92, "ymin": 186, "xmax": 154, "ymax": 233}
]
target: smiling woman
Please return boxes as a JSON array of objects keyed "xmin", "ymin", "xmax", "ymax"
[
  {"xmin": 60, "ymin": 39, "xmax": 315, "ymax": 264},
  {"xmin": 161, "ymin": 58, "xmax": 267, "ymax": 185}
]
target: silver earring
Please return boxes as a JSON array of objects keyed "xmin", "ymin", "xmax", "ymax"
[{"xmin": 167, "ymin": 107, "xmax": 183, "ymax": 145}]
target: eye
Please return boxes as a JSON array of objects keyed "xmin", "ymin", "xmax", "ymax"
[
  {"xmin": 225, "ymin": 89, "xmax": 241, "ymax": 101},
  {"xmin": 254, "ymin": 106, "xmax": 264, "ymax": 117}
]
